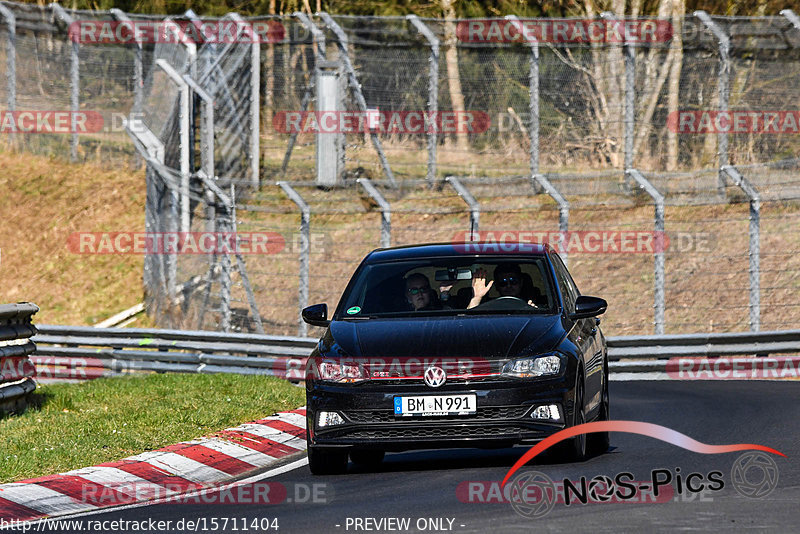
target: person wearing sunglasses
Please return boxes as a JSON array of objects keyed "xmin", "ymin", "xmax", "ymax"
[
  {"xmin": 467, "ymin": 263, "xmax": 538, "ymax": 309},
  {"xmin": 404, "ymin": 273, "xmax": 442, "ymax": 311}
]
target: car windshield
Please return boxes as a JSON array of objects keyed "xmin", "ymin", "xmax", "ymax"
[{"xmin": 336, "ymin": 257, "xmax": 557, "ymax": 318}]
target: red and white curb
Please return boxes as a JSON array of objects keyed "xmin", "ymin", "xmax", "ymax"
[{"xmin": 0, "ymin": 407, "xmax": 307, "ymax": 521}]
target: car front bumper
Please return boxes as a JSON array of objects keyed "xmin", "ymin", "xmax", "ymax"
[{"xmin": 306, "ymin": 376, "xmax": 575, "ymax": 451}]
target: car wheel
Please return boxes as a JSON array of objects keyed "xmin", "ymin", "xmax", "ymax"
[
  {"xmin": 556, "ymin": 375, "xmax": 588, "ymax": 462},
  {"xmin": 307, "ymin": 446, "xmax": 348, "ymax": 475},
  {"xmin": 588, "ymin": 365, "xmax": 610, "ymax": 456},
  {"xmin": 349, "ymin": 449, "xmax": 385, "ymax": 467}
]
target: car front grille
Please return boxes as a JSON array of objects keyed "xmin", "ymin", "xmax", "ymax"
[
  {"xmin": 339, "ymin": 425, "xmax": 535, "ymax": 440},
  {"xmin": 343, "ymin": 405, "xmax": 530, "ymax": 423}
]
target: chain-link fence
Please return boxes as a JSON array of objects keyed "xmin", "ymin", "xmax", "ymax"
[{"xmin": 2, "ymin": 1, "xmax": 800, "ymax": 337}]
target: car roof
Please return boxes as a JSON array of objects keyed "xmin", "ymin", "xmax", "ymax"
[{"xmin": 364, "ymin": 242, "xmax": 553, "ymax": 263}]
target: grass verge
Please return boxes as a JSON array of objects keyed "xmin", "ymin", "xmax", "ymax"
[{"xmin": 0, "ymin": 373, "xmax": 306, "ymax": 483}]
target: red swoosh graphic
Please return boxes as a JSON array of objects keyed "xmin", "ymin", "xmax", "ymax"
[{"xmin": 502, "ymin": 420, "xmax": 785, "ymax": 487}]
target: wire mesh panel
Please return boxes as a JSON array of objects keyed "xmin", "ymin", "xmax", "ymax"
[{"xmin": 2, "ymin": 3, "xmax": 799, "ymax": 336}]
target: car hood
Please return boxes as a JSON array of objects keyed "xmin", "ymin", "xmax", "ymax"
[{"xmin": 325, "ymin": 314, "xmax": 564, "ymax": 360}]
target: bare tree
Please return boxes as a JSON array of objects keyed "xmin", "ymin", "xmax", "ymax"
[
  {"xmin": 666, "ymin": 0, "xmax": 685, "ymax": 170},
  {"xmin": 441, "ymin": 0, "xmax": 469, "ymax": 151}
]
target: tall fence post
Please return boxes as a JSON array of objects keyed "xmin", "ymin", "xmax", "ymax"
[
  {"xmin": 445, "ymin": 177, "xmax": 480, "ymax": 236},
  {"xmin": 316, "ymin": 60, "xmax": 343, "ymax": 187},
  {"xmin": 228, "ymin": 13, "xmax": 260, "ymax": 188},
  {"xmin": 781, "ymin": 9, "xmax": 800, "ymax": 31},
  {"xmin": 626, "ymin": 169, "xmax": 666, "ymax": 334},
  {"xmin": 695, "ymin": 11, "xmax": 729, "ymax": 196},
  {"xmin": 0, "ymin": 4, "xmax": 15, "ymax": 148},
  {"xmin": 51, "ymin": 4, "xmax": 79, "ymax": 162},
  {"xmin": 505, "ymin": 15, "xmax": 539, "ymax": 177},
  {"xmin": 623, "ymin": 27, "xmax": 635, "ymax": 174},
  {"xmin": 318, "ymin": 12, "xmax": 397, "ymax": 187},
  {"xmin": 278, "ymin": 182, "xmax": 310, "ymax": 337},
  {"xmin": 407, "ymin": 15, "xmax": 439, "ymax": 185},
  {"xmin": 123, "ymin": 118, "xmax": 170, "ymax": 304},
  {"xmin": 721, "ymin": 165, "xmax": 760, "ymax": 332},
  {"xmin": 357, "ymin": 178, "xmax": 391, "ymax": 247},
  {"xmin": 532, "ymin": 174, "xmax": 569, "ymax": 266},
  {"xmin": 280, "ymin": 13, "xmax": 327, "ymax": 177},
  {"xmin": 110, "ymin": 9, "xmax": 142, "ymax": 166},
  {"xmin": 156, "ymin": 59, "xmax": 191, "ymax": 234},
  {"xmin": 250, "ymin": 20, "xmax": 261, "ymax": 188},
  {"xmin": 182, "ymin": 74, "xmax": 216, "ymax": 296}
]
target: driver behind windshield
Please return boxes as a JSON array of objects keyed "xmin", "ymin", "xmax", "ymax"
[{"xmin": 467, "ymin": 263, "xmax": 538, "ymax": 309}]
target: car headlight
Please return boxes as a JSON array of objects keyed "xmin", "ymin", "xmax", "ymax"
[
  {"xmin": 502, "ymin": 354, "xmax": 562, "ymax": 378},
  {"xmin": 310, "ymin": 358, "xmax": 368, "ymax": 384}
]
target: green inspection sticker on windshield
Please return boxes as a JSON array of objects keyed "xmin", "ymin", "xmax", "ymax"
[{"xmin": 346, "ymin": 306, "xmax": 361, "ymax": 315}]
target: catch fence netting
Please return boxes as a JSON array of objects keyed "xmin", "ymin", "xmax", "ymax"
[{"xmin": 2, "ymin": 2, "xmax": 800, "ymax": 335}]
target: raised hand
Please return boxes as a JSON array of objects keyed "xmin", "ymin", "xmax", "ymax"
[{"xmin": 467, "ymin": 267, "xmax": 493, "ymax": 309}]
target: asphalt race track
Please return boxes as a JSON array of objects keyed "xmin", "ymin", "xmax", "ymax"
[{"xmin": 40, "ymin": 381, "xmax": 799, "ymax": 533}]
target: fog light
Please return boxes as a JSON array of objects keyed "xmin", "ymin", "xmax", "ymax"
[
  {"xmin": 318, "ymin": 411, "xmax": 346, "ymax": 428},
  {"xmin": 531, "ymin": 404, "xmax": 561, "ymax": 421}
]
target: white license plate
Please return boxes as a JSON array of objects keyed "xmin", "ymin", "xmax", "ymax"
[{"xmin": 394, "ymin": 394, "xmax": 477, "ymax": 417}]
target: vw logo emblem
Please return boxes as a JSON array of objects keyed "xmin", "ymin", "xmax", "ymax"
[{"xmin": 424, "ymin": 366, "xmax": 446, "ymax": 388}]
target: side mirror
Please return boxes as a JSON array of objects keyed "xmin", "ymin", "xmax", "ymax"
[
  {"xmin": 569, "ymin": 296, "xmax": 607, "ymax": 320},
  {"xmin": 302, "ymin": 303, "xmax": 330, "ymax": 327}
]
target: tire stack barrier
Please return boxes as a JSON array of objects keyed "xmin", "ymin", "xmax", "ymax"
[{"xmin": 0, "ymin": 303, "xmax": 39, "ymax": 414}]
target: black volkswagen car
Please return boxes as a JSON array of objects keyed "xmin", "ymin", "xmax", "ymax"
[{"xmin": 301, "ymin": 242, "xmax": 608, "ymax": 474}]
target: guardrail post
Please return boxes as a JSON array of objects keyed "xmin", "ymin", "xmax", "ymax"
[
  {"xmin": 51, "ymin": 4, "xmax": 79, "ymax": 162},
  {"xmin": 445, "ymin": 176, "xmax": 480, "ymax": 235},
  {"xmin": 0, "ymin": 4, "xmax": 15, "ymax": 148},
  {"xmin": 532, "ymin": 173, "xmax": 570, "ymax": 266},
  {"xmin": 721, "ymin": 165, "xmax": 760, "ymax": 331},
  {"xmin": 318, "ymin": 12, "xmax": 397, "ymax": 187},
  {"xmin": 407, "ymin": 15, "xmax": 439, "ymax": 185},
  {"xmin": 506, "ymin": 16, "xmax": 539, "ymax": 177},
  {"xmin": 156, "ymin": 59, "xmax": 192, "ymax": 234},
  {"xmin": 696, "ymin": 11, "xmax": 730, "ymax": 196},
  {"xmin": 626, "ymin": 169, "xmax": 666, "ymax": 334},
  {"xmin": 278, "ymin": 182, "xmax": 311, "ymax": 336},
  {"xmin": 357, "ymin": 178, "xmax": 391, "ymax": 247}
]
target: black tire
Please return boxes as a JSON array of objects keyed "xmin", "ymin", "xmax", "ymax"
[
  {"xmin": 349, "ymin": 449, "xmax": 385, "ymax": 467},
  {"xmin": 556, "ymin": 375, "xmax": 588, "ymax": 462},
  {"xmin": 307, "ymin": 446, "xmax": 348, "ymax": 475},
  {"xmin": 588, "ymin": 364, "xmax": 611, "ymax": 456}
]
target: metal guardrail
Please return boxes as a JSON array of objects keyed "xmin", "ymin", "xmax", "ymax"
[
  {"xmin": 32, "ymin": 325, "xmax": 314, "ymax": 381},
  {"xmin": 607, "ymin": 329, "xmax": 800, "ymax": 359},
  {"xmin": 0, "ymin": 303, "xmax": 39, "ymax": 412},
  {"xmin": 28, "ymin": 325, "xmax": 800, "ymax": 381}
]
